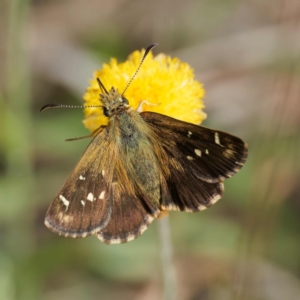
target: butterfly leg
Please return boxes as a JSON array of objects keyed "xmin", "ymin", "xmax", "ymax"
[
  {"xmin": 65, "ymin": 126, "xmax": 106, "ymax": 141},
  {"xmin": 137, "ymin": 100, "xmax": 161, "ymax": 113}
]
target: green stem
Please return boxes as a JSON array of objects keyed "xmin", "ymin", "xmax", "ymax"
[{"xmin": 158, "ymin": 216, "xmax": 177, "ymax": 300}]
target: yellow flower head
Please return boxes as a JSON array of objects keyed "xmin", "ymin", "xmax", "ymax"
[{"xmin": 83, "ymin": 48, "xmax": 206, "ymax": 131}]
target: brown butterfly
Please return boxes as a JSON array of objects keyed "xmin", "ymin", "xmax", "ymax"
[{"xmin": 41, "ymin": 44, "xmax": 248, "ymax": 244}]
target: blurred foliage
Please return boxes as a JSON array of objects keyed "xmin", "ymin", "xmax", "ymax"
[{"xmin": 1, "ymin": 0, "xmax": 300, "ymax": 299}]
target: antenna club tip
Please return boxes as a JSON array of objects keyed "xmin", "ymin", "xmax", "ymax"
[
  {"xmin": 40, "ymin": 104, "xmax": 57, "ymax": 112},
  {"xmin": 145, "ymin": 43, "xmax": 159, "ymax": 53}
]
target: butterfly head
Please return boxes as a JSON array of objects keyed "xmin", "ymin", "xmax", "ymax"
[{"xmin": 100, "ymin": 87, "xmax": 129, "ymax": 117}]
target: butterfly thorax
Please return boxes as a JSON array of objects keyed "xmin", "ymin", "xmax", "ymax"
[{"xmin": 100, "ymin": 87, "xmax": 129, "ymax": 117}]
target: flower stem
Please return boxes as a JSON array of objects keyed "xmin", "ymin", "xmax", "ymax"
[{"xmin": 158, "ymin": 216, "xmax": 177, "ymax": 300}]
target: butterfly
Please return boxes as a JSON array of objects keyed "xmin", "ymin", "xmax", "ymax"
[{"xmin": 41, "ymin": 44, "xmax": 248, "ymax": 244}]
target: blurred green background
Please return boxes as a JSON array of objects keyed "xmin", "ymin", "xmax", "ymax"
[{"xmin": 1, "ymin": 0, "xmax": 300, "ymax": 299}]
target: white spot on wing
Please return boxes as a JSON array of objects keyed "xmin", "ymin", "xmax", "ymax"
[
  {"xmin": 87, "ymin": 193, "xmax": 94, "ymax": 202},
  {"xmin": 205, "ymin": 149, "xmax": 209, "ymax": 154},
  {"xmin": 81, "ymin": 200, "xmax": 85, "ymax": 206},
  {"xmin": 99, "ymin": 191, "xmax": 105, "ymax": 199},
  {"xmin": 187, "ymin": 156, "xmax": 194, "ymax": 161},
  {"xmin": 59, "ymin": 195, "xmax": 69, "ymax": 212},
  {"xmin": 187, "ymin": 131, "xmax": 192, "ymax": 137},
  {"xmin": 214, "ymin": 132, "xmax": 224, "ymax": 147},
  {"xmin": 224, "ymin": 148, "xmax": 234, "ymax": 158},
  {"xmin": 194, "ymin": 149, "xmax": 201, "ymax": 157},
  {"xmin": 79, "ymin": 175, "xmax": 85, "ymax": 180}
]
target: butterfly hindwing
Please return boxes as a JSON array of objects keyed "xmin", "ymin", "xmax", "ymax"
[
  {"xmin": 160, "ymin": 165, "xmax": 224, "ymax": 212},
  {"xmin": 141, "ymin": 111, "xmax": 248, "ymax": 212},
  {"xmin": 96, "ymin": 186, "xmax": 158, "ymax": 244},
  {"xmin": 45, "ymin": 129, "xmax": 113, "ymax": 237}
]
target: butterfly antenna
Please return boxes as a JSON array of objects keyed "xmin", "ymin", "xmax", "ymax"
[
  {"xmin": 40, "ymin": 103, "xmax": 102, "ymax": 113},
  {"xmin": 41, "ymin": 44, "xmax": 157, "ymax": 113},
  {"xmin": 97, "ymin": 78, "xmax": 108, "ymax": 94},
  {"xmin": 121, "ymin": 43, "xmax": 158, "ymax": 96},
  {"xmin": 40, "ymin": 79, "xmax": 108, "ymax": 113}
]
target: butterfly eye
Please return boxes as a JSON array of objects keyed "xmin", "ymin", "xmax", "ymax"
[
  {"xmin": 122, "ymin": 97, "xmax": 129, "ymax": 105},
  {"xmin": 103, "ymin": 107, "xmax": 110, "ymax": 117}
]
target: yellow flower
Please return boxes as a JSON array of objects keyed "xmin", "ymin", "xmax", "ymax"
[{"xmin": 83, "ymin": 48, "xmax": 206, "ymax": 131}]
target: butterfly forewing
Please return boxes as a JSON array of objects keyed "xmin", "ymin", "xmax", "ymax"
[
  {"xmin": 45, "ymin": 129, "xmax": 114, "ymax": 237},
  {"xmin": 141, "ymin": 111, "xmax": 248, "ymax": 212},
  {"xmin": 141, "ymin": 112, "xmax": 248, "ymax": 182}
]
